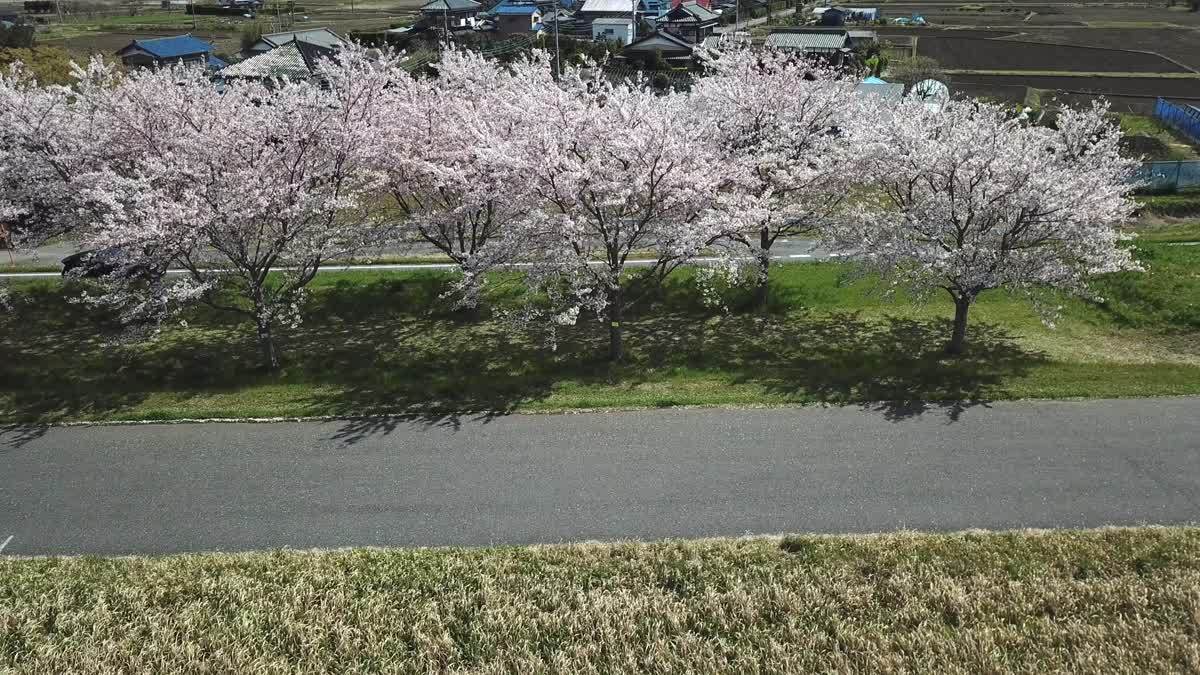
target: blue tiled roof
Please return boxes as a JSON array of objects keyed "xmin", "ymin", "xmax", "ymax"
[
  {"xmin": 125, "ymin": 35, "xmax": 213, "ymax": 58},
  {"xmin": 493, "ymin": 1, "xmax": 540, "ymax": 14}
]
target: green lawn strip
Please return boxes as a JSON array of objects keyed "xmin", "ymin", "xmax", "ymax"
[
  {"xmin": 1, "ymin": 244, "xmax": 1197, "ymax": 422},
  {"xmin": 1137, "ymin": 190, "xmax": 1200, "ymax": 218},
  {"xmin": 1131, "ymin": 220, "xmax": 1200, "ymax": 243},
  {"xmin": 2, "ymin": 528, "xmax": 1199, "ymax": 673}
]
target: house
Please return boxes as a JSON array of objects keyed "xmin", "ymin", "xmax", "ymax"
[
  {"xmin": 847, "ymin": 28, "xmax": 876, "ymax": 49},
  {"xmin": 489, "ymin": 0, "xmax": 547, "ymax": 35},
  {"xmin": 419, "ymin": 0, "xmax": 484, "ymax": 30},
  {"xmin": 815, "ymin": 6, "xmax": 844, "ymax": 25},
  {"xmin": 220, "ymin": 39, "xmax": 336, "ymax": 82},
  {"xmin": 245, "ymin": 28, "xmax": 345, "ymax": 56},
  {"xmin": 591, "ymin": 16, "xmax": 633, "ymax": 44},
  {"xmin": 622, "ymin": 29, "xmax": 695, "ymax": 65},
  {"xmin": 116, "ymin": 35, "xmax": 227, "ymax": 70},
  {"xmin": 843, "ymin": 6, "xmax": 878, "ymax": 20},
  {"xmin": 812, "ymin": 5, "xmax": 877, "ymax": 23},
  {"xmin": 577, "ymin": 0, "xmax": 639, "ymax": 32},
  {"xmin": 656, "ymin": 1, "xmax": 718, "ymax": 43},
  {"xmin": 540, "ymin": 7, "xmax": 578, "ymax": 36},
  {"xmin": 765, "ymin": 30, "xmax": 852, "ymax": 63}
]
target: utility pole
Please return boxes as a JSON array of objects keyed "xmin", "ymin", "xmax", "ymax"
[
  {"xmin": 552, "ymin": 0, "xmax": 561, "ymax": 78},
  {"xmin": 630, "ymin": 0, "xmax": 636, "ymax": 41}
]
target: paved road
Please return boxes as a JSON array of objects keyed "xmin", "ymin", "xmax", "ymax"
[
  {"xmin": 2, "ymin": 398, "xmax": 1199, "ymax": 556},
  {"xmin": 0, "ymin": 238, "xmax": 833, "ymax": 278}
]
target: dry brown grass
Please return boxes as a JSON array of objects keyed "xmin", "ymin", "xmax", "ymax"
[{"xmin": 3, "ymin": 528, "xmax": 1200, "ymax": 673}]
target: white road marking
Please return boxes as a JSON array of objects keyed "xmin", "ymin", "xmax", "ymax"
[
  {"xmin": 0, "ymin": 535, "xmax": 13, "ymax": 554},
  {"xmin": 788, "ymin": 254, "xmax": 812, "ymax": 258}
]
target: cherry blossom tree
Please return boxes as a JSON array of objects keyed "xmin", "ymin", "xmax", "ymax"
[
  {"xmin": 374, "ymin": 49, "xmax": 551, "ymax": 305},
  {"xmin": 839, "ymin": 98, "xmax": 1140, "ymax": 355},
  {"xmin": 511, "ymin": 68, "xmax": 734, "ymax": 361},
  {"xmin": 692, "ymin": 48, "xmax": 862, "ymax": 307},
  {"xmin": 38, "ymin": 49, "xmax": 397, "ymax": 370},
  {"xmin": 0, "ymin": 62, "xmax": 95, "ymax": 254},
  {"xmin": 0, "ymin": 62, "xmax": 102, "ymax": 320}
]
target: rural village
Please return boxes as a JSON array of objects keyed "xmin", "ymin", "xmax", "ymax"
[{"xmin": 2, "ymin": 0, "xmax": 1200, "ymax": 671}]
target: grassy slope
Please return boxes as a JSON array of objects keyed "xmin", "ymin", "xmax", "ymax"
[
  {"xmin": 1120, "ymin": 113, "xmax": 1200, "ymax": 161},
  {"xmin": 1, "ymin": 243, "xmax": 1198, "ymax": 422},
  {"xmin": 3, "ymin": 528, "xmax": 1200, "ymax": 673},
  {"xmin": 1133, "ymin": 220, "xmax": 1200, "ymax": 243}
]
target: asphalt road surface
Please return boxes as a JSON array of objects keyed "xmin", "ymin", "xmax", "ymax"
[
  {"xmin": 3, "ymin": 398, "xmax": 1199, "ymax": 556},
  {"xmin": 0, "ymin": 239, "xmax": 834, "ymax": 278}
]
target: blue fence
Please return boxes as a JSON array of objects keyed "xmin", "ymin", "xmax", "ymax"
[
  {"xmin": 1154, "ymin": 97, "xmax": 1200, "ymax": 145},
  {"xmin": 1131, "ymin": 160, "xmax": 1200, "ymax": 192}
]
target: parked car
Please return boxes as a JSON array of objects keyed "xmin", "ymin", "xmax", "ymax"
[{"xmin": 61, "ymin": 246, "xmax": 159, "ymax": 280}]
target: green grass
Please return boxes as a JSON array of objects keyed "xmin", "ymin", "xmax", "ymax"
[
  {"xmin": 1, "ymin": 243, "xmax": 1198, "ymax": 423},
  {"xmin": 3, "ymin": 528, "xmax": 1200, "ymax": 673},
  {"xmin": 1137, "ymin": 189, "xmax": 1200, "ymax": 217},
  {"xmin": 1131, "ymin": 220, "xmax": 1200, "ymax": 243},
  {"xmin": 1119, "ymin": 113, "xmax": 1200, "ymax": 162}
]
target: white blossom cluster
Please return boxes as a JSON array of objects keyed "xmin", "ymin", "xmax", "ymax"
[{"xmin": 0, "ymin": 45, "xmax": 1141, "ymax": 362}]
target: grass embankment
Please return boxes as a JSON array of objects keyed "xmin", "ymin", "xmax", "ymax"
[
  {"xmin": 1132, "ymin": 219, "xmax": 1200, "ymax": 243},
  {"xmin": 1120, "ymin": 113, "xmax": 1200, "ymax": 161},
  {"xmin": 2, "ymin": 528, "xmax": 1200, "ymax": 672},
  {"xmin": 1138, "ymin": 189, "xmax": 1200, "ymax": 219},
  {"xmin": 1, "ymin": 242, "xmax": 1199, "ymax": 422}
]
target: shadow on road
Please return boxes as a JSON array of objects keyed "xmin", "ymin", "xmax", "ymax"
[{"xmin": 0, "ymin": 424, "xmax": 50, "ymax": 450}]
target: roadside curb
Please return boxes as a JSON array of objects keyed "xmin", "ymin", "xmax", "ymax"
[{"xmin": 5, "ymin": 394, "xmax": 1200, "ymax": 429}]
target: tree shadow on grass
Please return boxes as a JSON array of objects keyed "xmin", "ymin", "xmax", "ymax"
[
  {"xmin": 628, "ymin": 308, "xmax": 1048, "ymax": 422},
  {"xmin": 732, "ymin": 312, "xmax": 1045, "ymax": 422},
  {"xmin": 0, "ymin": 276, "xmax": 1050, "ymax": 448}
]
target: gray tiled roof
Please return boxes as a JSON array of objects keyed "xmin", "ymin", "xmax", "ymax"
[
  {"xmin": 221, "ymin": 41, "xmax": 313, "ymax": 79},
  {"xmin": 420, "ymin": 0, "xmax": 482, "ymax": 11},
  {"xmin": 672, "ymin": 1, "xmax": 718, "ymax": 21},
  {"xmin": 258, "ymin": 28, "xmax": 344, "ymax": 51},
  {"xmin": 765, "ymin": 31, "xmax": 848, "ymax": 52},
  {"xmin": 580, "ymin": 0, "xmax": 635, "ymax": 12}
]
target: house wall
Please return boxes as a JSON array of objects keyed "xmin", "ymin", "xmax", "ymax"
[
  {"xmin": 592, "ymin": 22, "xmax": 632, "ymax": 44},
  {"xmin": 121, "ymin": 52, "xmax": 206, "ymax": 69},
  {"xmin": 422, "ymin": 9, "xmax": 478, "ymax": 28},
  {"xmin": 659, "ymin": 19, "xmax": 714, "ymax": 42},
  {"xmin": 496, "ymin": 11, "xmax": 540, "ymax": 34}
]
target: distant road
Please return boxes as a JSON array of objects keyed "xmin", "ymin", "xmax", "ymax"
[
  {"xmin": 0, "ymin": 239, "xmax": 835, "ymax": 278},
  {"xmin": 2, "ymin": 397, "xmax": 1198, "ymax": 556}
]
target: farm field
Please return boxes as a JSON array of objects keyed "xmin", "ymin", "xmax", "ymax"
[
  {"xmin": 5, "ymin": 0, "xmax": 423, "ymax": 59},
  {"xmin": 878, "ymin": 2, "xmax": 1200, "ymax": 27},
  {"xmin": 996, "ymin": 26, "xmax": 1200, "ymax": 70},
  {"xmin": 911, "ymin": 35, "xmax": 1190, "ymax": 73},
  {"xmin": 952, "ymin": 73, "xmax": 1200, "ymax": 98},
  {"xmin": 864, "ymin": 5, "xmax": 1200, "ymax": 110}
]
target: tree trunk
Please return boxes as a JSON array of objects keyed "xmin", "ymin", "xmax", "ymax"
[
  {"xmin": 251, "ymin": 288, "xmax": 281, "ymax": 371},
  {"xmin": 255, "ymin": 315, "xmax": 280, "ymax": 371},
  {"xmin": 752, "ymin": 227, "xmax": 772, "ymax": 309},
  {"xmin": 607, "ymin": 286, "xmax": 624, "ymax": 362},
  {"xmin": 946, "ymin": 295, "xmax": 971, "ymax": 356}
]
